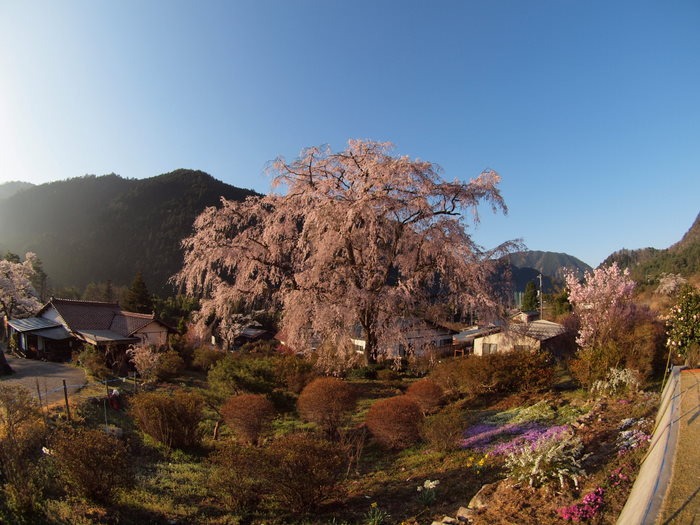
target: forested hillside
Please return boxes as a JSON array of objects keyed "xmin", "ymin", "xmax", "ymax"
[
  {"xmin": 506, "ymin": 250, "xmax": 592, "ymax": 293},
  {"xmin": 0, "ymin": 181, "xmax": 34, "ymax": 200},
  {"xmin": 0, "ymin": 171, "xmax": 258, "ymax": 294},
  {"xmin": 603, "ymin": 212, "xmax": 700, "ymax": 285}
]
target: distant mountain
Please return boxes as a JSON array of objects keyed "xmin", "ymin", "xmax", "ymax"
[
  {"xmin": 0, "ymin": 181, "xmax": 34, "ymax": 200},
  {"xmin": 603, "ymin": 212, "xmax": 700, "ymax": 284},
  {"xmin": 507, "ymin": 251, "xmax": 592, "ymax": 286},
  {"xmin": 0, "ymin": 170, "xmax": 258, "ymax": 294}
]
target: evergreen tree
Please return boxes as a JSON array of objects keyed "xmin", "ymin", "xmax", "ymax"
[
  {"xmin": 123, "ymin": 272, "xmax": 153, "ymax": 314},
  {"xmin": 521, "ymin": 280, "xmax": 539, "ymax": 311}
]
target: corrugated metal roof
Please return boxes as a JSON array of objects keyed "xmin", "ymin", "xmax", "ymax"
[
  {"xmin": 32, "ymin": 326, "xmax": 72, "ymax": 340},
  {"xmin": 76, "ymin": 330, "xmax": 140, "ymax": 344},
  {"xmin": 7, "ymin": 317, "xmax": 61, "ymax": 332}
]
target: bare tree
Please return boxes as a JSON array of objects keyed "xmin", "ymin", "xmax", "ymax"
[{"xmin": 176, "ymin": 140, "xmax": 513, "ymax": 367}]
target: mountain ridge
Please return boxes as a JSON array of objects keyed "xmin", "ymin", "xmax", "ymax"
[{"xmin": 0, "ymin": 171, "xmax": 258, "ymax": 294}]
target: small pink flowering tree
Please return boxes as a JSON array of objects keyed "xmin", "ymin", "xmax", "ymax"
[
  {"xmin": 0, "ymin": 252, "xmax": 42, "ymax": 323},
  {"xmin": 175, "ymin": 140, "xmax": 515, "ymax": 368},
  {"xmin": 565, "ymin": 263, "xmax": 637, "ymax": 384}
]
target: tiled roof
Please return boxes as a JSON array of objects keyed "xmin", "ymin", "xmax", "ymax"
[
  {"xmin": 40, "ymin": 298, "xmax": 157, "ymax": 337},
  {"xmin": 512, "ymin": 320, "xmax": 566, "ymax": 341},
  {"xmin": 111, "ymin": 312, "xmax": 156, "ymax": 336}
]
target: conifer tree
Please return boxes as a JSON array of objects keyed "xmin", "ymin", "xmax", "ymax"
[{"xmin": 123, "ymin": 272, "xmax": 153, "ymax": 314}]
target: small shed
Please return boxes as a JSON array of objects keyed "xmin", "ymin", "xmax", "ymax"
[{"xmin": 473, "ymin": 320, "xmax": 566, "ymax": 356}]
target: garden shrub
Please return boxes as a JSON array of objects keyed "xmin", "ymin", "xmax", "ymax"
[
  {"xmin": 345, "ymin": 365, "xmax": 378, "ymax": 380},
  {"xmin": 155, "ymin": 349, "xmax": 185, "ymax": 381},
  {"xmin": 208, "ymin": 355, "xmax": 277, "ymax": 398},
  {"xmin": 50, "ymin": 426, "xmax": 131, "ymax": 502},
  {"xmin": 406, "ymin": 378, "xmax": 444, "ymax": 415},
  {"xmin": 220, "ymin": 393, "xmax": 276, "ymax": 445},
  {"xmin": 264, "ymin": 432, "xmax": 344, "ymax": 513},
  {"xmin": 78, "ymin": 345, "xmax": 111, "ymax": 379},
  {"xmin": 421, "ymin": 408, "xmax": 464, "ymax": 452},
  {"xmin": 429, "ymin": 351, "xmax": 554, "ymax": 399},
  {"xmin": 297, "ymin": 377, "xmax": 357, "ymax": 437},
  {"xmin": 274, "ymin": 354, "xmax": 317, "ymax": 394},
  {"xmin": 590, "ymin": 368, "xmax": 641, "ymax": 398},
  {"xmin": 0, "ymin": 385, "xmax": 46, "ymax": 516},
  {"xmin": 192, "ymin": 347, "xmax": 226, "ymax": 372},
  {"xmin": 209, "ymin": 442, "xmax": 268, "ymax": 514},
  {"xmin": 504, "ymin": 426, "xmax": 587, "ymax": 489},
  {"xmin": 130, "ymin": 390, "xmax": 203, "ymax": 449},
  {"xmin": 365, "ymin": 396, "xmax": 423, "ymax": 449}
]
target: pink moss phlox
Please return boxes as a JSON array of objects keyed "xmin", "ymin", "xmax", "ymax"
[
  {"xmin": 557, "ymin": 487, "xmax": 605, "ymax": 522},
  {"xmin": 461, "ymin": 422, "xmax": 571, "ymax": 455}
]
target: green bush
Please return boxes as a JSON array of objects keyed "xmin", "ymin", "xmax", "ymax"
[
  {"xmin": 50, "ymin": 426, "xmax": 131, "ymax": 502},
  {"xmin": 208, "ymin": 355, "xmax": 277, "ymax": 398},
  {"xmin": 421, "ymin": 408, "xmax": 465, "ymax": 452},
  {"xmin": 77, "ymin": 345, "xmax": 112, "ymax": 379},
  {"xmin": 130, "ymin": 390, "xmax": 203, "ymax": 449},
  {"xmin": 366, "ymin": 396, "xmax": 424, "ymax": 449},
  {"xmin": 155, "ymin": 349, "xmax": 185, "ymax": 381},
  {"xmin": 192, "ymin": 347, "xmax": 226, "ymax": 372},
  {"xmin": 274, "ymin": 354, "xmax": 317, "ymax": 394}
]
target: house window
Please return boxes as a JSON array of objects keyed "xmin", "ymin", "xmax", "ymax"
[
  {"xmin": 514, "ymin": 345, "xmax": 534, "ymax": 353},
  {"xmin": 483, "ymin": 343, "xmax": 498, "ymax": 355}
]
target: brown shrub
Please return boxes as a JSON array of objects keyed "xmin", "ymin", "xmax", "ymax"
[
  {"xmin": 265, "ymin": 432, "xmax": 345, "ymax": 513},
  {"xmin": 406, "ymin": 378, "xmax": 444, "ymax": 414},
  {"xmin": 365, "ymin": 396, "xmax": 423, "ymax": 449},
  {"xmin": 220, "ymin": 394, "xmax": 276, "ymax": 445},
  {"xmin": 297, "ymin": 377, "xmax": 357, "ymax": 436},
  {"xmin": 210, "ymin": 433, "xmax": 344, "ymax": 515},
  {"xmin": 422, "ymin": 408, "xmax": 465, "ymax": 452},
  {"xmin": 50, "ymin": 426, "xmax": 131, "ymax": 502},
  {"xmin": 209, "ymin": 442, "xmax": 268, "ymax": 514},
  {"xmin": 130, "ymin": 390, "xmax": 203, "ymax": 449},
  {"xmin": 0, "ymin": 384, "xmax": 46, "ymax": 515},
  {"xmin": 430, "ymin": 351, "xmax": 555, "ymax": 399}
]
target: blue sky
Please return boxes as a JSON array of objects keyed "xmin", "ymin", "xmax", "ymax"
[{"xmin": 1, "ymin": 1, "xmax": 698, "ymax": 267}]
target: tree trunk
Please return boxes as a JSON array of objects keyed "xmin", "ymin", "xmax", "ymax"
[
  {"xmin": 363, "ymin": 329, "xmax": 378, "ymax": 366},
  {"xmin": 0, "ymin": 349, "xmax": 14, "ymax": 376}
]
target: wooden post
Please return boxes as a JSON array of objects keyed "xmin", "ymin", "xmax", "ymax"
[{"xmin": 62, "ymin": 379, "xmax": 71, "ymax": 421}]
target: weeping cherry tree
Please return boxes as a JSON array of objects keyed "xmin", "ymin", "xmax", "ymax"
[{"xmin": 175, "ymin": 140, "xmax": 513, "ymax": 367}]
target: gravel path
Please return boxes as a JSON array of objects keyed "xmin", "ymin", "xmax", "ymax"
[{"xmin": 0, "ymin": 353, "xmax": 87, "ymax": 405}]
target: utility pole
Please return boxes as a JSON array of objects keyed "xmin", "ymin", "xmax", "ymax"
[{"xmin": 537, "ymin": 273, "xmax": 544, "ymax": 320}]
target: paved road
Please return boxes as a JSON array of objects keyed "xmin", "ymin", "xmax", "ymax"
[
  {"xmin": 0, "ymin": 354, "xmax": 87, "ymax": 405},
  {"xmin": 659, "ymin": 368, "xmax": 700, "ymax": 525}
]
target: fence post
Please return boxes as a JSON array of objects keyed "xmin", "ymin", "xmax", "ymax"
[{"xmin": 62, "ymin": 379, "xmax": 71, "ymax": 421}]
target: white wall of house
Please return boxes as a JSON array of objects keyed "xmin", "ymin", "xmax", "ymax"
[
  {"xmin": 135, "ymin": 321, "xmax": 168, "ymax": 346},
  {"xmin": 474, "ymin": 331, "xmax": 541, "ymax": 356},
  {"xmin": 40, "ymin": 307, "xmax": 62, "ymax": 324}
]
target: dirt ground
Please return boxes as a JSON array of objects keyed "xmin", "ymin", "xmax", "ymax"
[{"xmin": 0, "ymin": 352, "xmax": 87, "ymax": 405}]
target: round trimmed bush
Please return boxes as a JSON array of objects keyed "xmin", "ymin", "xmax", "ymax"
[
  {"xmin": 406, "ymin": 378, "xmax": 444, "ymax": 414},
  {"xmin": 297, "ymin": 377, "xmax": 356, "ymax": 436},
  {"xmin": 220, "ymin": 393, "xmax": 276, "ymax": 445},
  {"xmin": 365, "ymin": 395, "xmax": 423, "ymax": 449}
]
